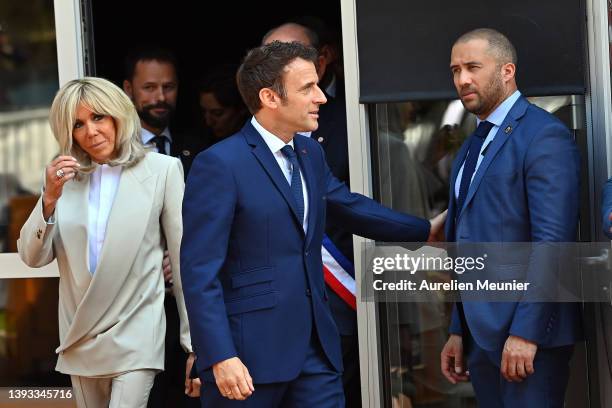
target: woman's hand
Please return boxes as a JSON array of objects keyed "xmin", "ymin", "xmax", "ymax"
[
  {"xmin": 185, "ymin": 352, "xmax": 201, "ymax": 397},
  {"xmin": 43, "ymin": 156, "xmax": 79, "ymax": 220}
]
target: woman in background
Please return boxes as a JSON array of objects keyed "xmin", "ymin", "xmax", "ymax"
[{"xmin": 198, "ymin": 64, "xmax": 249, "ymax": 145}]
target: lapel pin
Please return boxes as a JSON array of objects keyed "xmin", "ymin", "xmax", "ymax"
[{"xmin": 504, "ymin": 125, "xmax": 513, "ymax": 134}]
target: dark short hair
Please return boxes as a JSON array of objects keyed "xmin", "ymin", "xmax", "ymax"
[
  {"xmin": 198, "ymin": 64, "xmax": 245, "ymax": 109},
  {"xmin": 124, "ymin": 46, "xmax": 178, "ymax": 81},
  {"xmin": 454, "ymin": 28, "xmax": 517, "ymax": 66},
  {"xmin": 237, "ymin": 41, "xmax": 318, "ymax": 114}
]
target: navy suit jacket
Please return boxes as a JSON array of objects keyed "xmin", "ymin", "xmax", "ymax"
[
  {"xmin": 181, "ymin": 121, "xmax": 430, "ymax": 383},
  {"xmin": 446, "ymin": 96, "xmax": 582, "ymax": 351},
  {"xmin": 601, "ymin": 179, "xmax": 612, "ymax": 239},
  {"xmin": 169, "ymin": 129, "xmax": 208, "ymax": 179}
]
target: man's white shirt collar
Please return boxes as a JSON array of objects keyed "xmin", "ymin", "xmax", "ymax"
[{"xmin": 251, "ymin": 117, "xmax": 295, "ymax": 153}]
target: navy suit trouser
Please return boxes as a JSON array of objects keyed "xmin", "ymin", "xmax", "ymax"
[
  {"xmin": 467, "ymin": 333, "xmax": 573, "ymax": 407},
  {"xmin": 199, "ymin": 331, "xmax": 344, "ymax": 408}
]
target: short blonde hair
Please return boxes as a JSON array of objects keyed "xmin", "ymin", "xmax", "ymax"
[{"xmin": 49, "ymin": 77, "xmax": 145, "ymax": 173}]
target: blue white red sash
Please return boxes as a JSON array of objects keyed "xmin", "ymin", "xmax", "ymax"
[{"xmin": 322, "ymin": 235, "xmax": 356, "ymax": 310}]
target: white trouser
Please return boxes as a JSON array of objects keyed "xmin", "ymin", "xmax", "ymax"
[{"xmin": 71, "ymin": 369, "xmax": 157, "ymax": 408}]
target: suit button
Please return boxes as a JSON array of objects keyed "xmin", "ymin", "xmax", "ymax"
[
  {"xmin": 306, "ymin": 288, "xmax": 312, "ymax": 297},
  {"xmin": 305, "ymin": 251, "xmax": 310, "ymax": 256},
  {"xmin": 317, "ymin": 137, "xmax": 324, "ymax": 143}
]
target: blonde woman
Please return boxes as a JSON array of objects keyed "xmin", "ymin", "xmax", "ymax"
[{"xmin": 17, "ymin": 77, "xmax": 199, "ymax": 407}]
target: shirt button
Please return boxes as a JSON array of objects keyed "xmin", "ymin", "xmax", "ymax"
[{"xmin": 317, "ymin": 137, "xmax": 324, "ymax": 143}]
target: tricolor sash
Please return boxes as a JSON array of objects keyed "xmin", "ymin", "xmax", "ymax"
[{"xmin": 322, "ymin": 235, "xmax": 356, "ymax": 310}]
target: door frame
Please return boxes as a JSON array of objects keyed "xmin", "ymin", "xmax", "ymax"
[{"xmin": 0, "ymin": 0, "xmax": 84, "ymax": 279}]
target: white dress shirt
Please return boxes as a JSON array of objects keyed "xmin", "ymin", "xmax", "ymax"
[
  {"xmin": 141, "ymin": 127, "xmax": 173, "ymax": 154},
  {"xmin": 88, "ymin": 164, "xmax": 122, "ymax": 274},
  {"xmin": 454, "ymin": 90, "xmax": 522, "ymax": 199},
  {"xmin": 251, "ymin": 117, "xmax": 309, "ymax": 232}
]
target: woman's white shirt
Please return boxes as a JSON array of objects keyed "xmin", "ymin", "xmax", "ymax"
[{"xmin": 88, "ymin": 164, "xmax": 122, "ymax": 274}]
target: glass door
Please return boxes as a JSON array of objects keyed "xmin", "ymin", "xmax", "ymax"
[
  {"xmin": 0, "ymin": 1, "xmax": 83, "ymax": 404},
  {"xmin": 368, "ymin": 95, "xmax": 590, "ymax": 407}
]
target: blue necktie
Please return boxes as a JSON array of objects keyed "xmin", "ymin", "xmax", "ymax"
[
  {"xmin": 456, "ymin": 121, "xmax": 494, "ymax": 214},
  {"xmin": 281, "ymin": 145, "xmax": 305, "ymax": 226},
  {"xmin": 152, "ymin": 135, "xmax": 168, "ymax": 155}
]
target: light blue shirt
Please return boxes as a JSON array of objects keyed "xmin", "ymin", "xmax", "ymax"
[
  {"xmin": 141, "ymin": 127, "xmax": 172, "ymax": 154},
  {"xmin": 251, "ymin": 117, "xmax": 309, "ymax": 232},
  {"xmin": 454, "ymin": 90, "xmax": 521, "ymax": 199}
]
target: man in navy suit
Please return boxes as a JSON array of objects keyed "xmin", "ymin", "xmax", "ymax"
[
  {"xmin": 440, "ymin": 29, "xmax": 582, "ymax": 407},
  {"xmin": 263, "ymin": 22, "xmax": 360, "ymax": 407},
  {"xmin": 181, "ymin": 41, "xmax": 445, "ymax": 407}
]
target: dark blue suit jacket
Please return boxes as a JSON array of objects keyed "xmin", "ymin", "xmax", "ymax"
[
  {"xmin": 446, "ymin": 96, "xmax": 582, "ymax": 350},
  {"xmin": 181, "ymin": 121, "xmax": 430, "ymax": 383},
  {"xmin": 601, "ymin": 179, "xmax": 612, "ymax": 239}
]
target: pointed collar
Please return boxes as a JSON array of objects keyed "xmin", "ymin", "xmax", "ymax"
[
  {"xmin": 478, "ymin": 90, "xmax": 521, "ymax": 127},
  {"xmin": 141, "ymin": 127, "xmax": 172, "ymax": 145},
  {"xmin": 250, "ymin": 116, "xmax": 295, "ymax": 154}
]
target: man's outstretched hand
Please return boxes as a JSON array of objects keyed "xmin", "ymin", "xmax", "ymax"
[{"xmin": 428, "ymin": 210, "xmax": 448, "ymax": 242}]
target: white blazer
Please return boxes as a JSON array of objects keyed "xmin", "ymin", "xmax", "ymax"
[{"xmin": 18, "ymin": 153, "xmax": 191, "ymax": 376}]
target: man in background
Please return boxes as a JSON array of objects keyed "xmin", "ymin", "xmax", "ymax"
[{"xmin": 123, "ymin": 47, "xmax": 201, "ymax": 408}]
